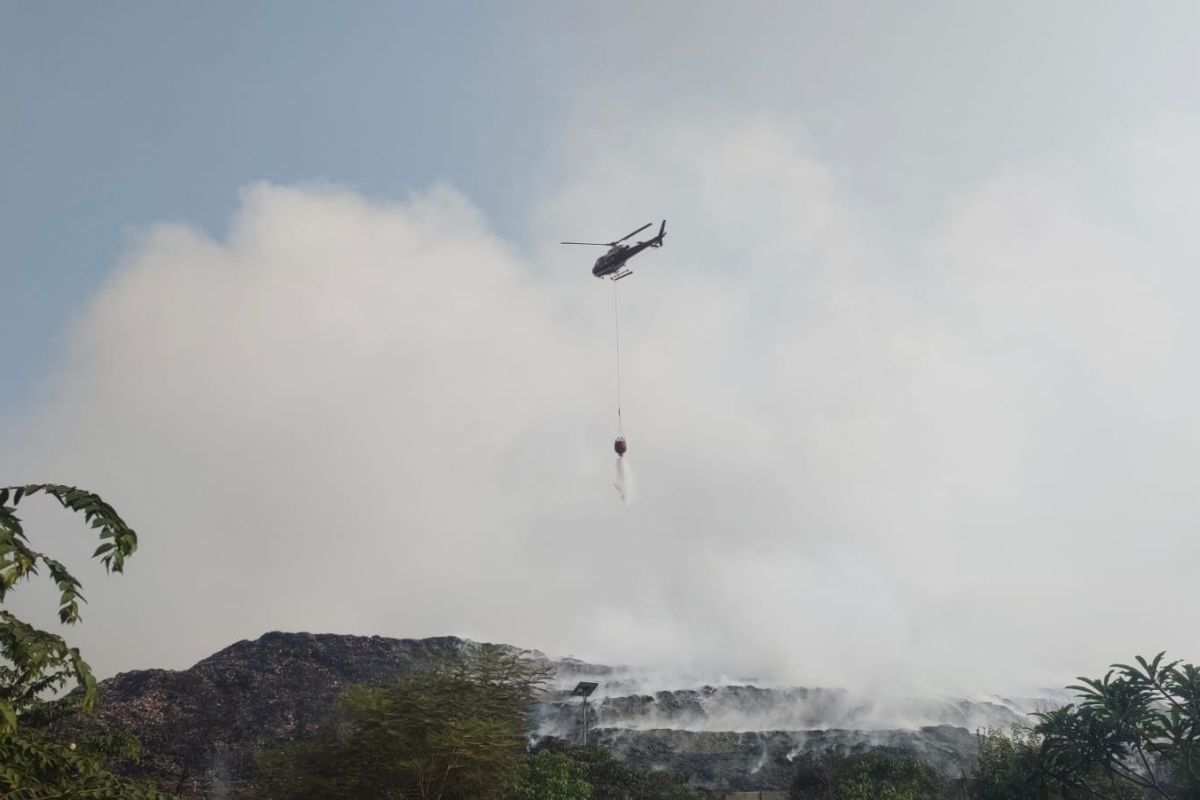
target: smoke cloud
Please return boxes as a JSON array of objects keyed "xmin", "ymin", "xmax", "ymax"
[{"xmin": 5, "ymin": 112, "xmax": 1200, "ymax": 696}]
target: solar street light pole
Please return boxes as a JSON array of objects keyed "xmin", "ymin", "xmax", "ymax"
[{"xmin": 572, "ymin": 681, "xmax": 599, "ymax": 747}]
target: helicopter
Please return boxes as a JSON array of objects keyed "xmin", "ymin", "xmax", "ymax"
[{"xmin": 561, "ymin": 220, "xmax": 666, "ymax": 280}]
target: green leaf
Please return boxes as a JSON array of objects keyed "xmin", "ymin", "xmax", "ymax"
[
  {"xmin": 0, "ymin": 484, "xmax": 142, "ymax": 739},
  {"xmin": 0, "ymin": 700, "xmax": 16, "ymax": 735}
]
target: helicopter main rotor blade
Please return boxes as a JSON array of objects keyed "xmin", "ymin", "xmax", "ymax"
[
  {"xmin": 613, "ymin": 222, "xmax": 653, "ymax": 244},
  {"xmin": 560, "ymin": 241, "xmax": 612, "ymax": 246}
]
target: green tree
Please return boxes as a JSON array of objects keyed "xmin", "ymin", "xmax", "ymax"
[
  {"xmin": 971, "ymin": 726, "xmax": 1144, "ymax": 800},
  {"xmin": 0, "ymin": 726, "xmax": 167, "ymax": 799},
  {"xmin": 972, "ymin": 726, "xmax": 1058, "ymax": 800},
  {"xmin": 257, "ymin": 642, "xmax": 551, "ymax": 800},
  {"xmin": 1034, "ymin": 653, "xmax": 1200, "ymax": 799},
  {"xmin": 833, "ymin": 751, "xmax": 946, "ymax": 800},
  {"xmin": 789, "ymin": 750, "xmax": 952, "ymax": 800},
  {"xmin": 1, "ymin": 485, "xmax": 139, "ymax": 730},
  {"xmin": 514, "ymin": 750, "xmax": 592, "ymax": 800},
  {"xmin": 534, "ymin": 740, "xmax": 702, "ymax": 800},
  {"xmin": 0, "ymin": 483, "xmax": 172, "ymax": 799}
]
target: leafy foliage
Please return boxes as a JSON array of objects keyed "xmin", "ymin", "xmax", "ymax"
[
  {"xmin": 789, "ymin": 655, "xmax": 1200, "ymax": 800},
  {"xmin": 971, "ymin": 726, "xmax": 1058, "ymax": 800},
  {"xmin": 513, "ymin": 750, "xmax": 593, "ymax": 800},
  {"xmin": 1034, "ymin": 652, "xmax": 1200, "ymax": 798},
  {"xmin": 534, "ymin": 740, "xmax": 702, "ymax": 800},
  {"xmin": 971, "ymin": 726, "xmax": 1145, "ymax": 800},
  {"xmin": 788, "ymin": 749, "xmax": 954, "ymax": 800},
  {"xmin": 0, "ymin": 483, "xmax": 171, "ymax": 798},
  {"xmin": 0, "ymin": 726, "xmax": 171, "ymax": 799},
  {"xmin": 256, "ymin": 642, "xmax": 552, "ymax": 800},
  {"xmin": 0, "ymin": 484, "xmax": 140, "ymax": 733},
  {"xmin": 258, "ymin": 653, "xmax": 704, "ymax": 800}
]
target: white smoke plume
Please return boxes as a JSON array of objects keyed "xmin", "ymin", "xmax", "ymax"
[{"xmin": 5, "ymin": 113, "xmax": 1200, "ymax": 697}]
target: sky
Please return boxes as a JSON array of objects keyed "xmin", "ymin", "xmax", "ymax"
[{"xmin": 3, "ymin": 1, "xmax": 1200, "ymax": 695}]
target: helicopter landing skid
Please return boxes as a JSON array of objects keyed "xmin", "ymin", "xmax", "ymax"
[{"xmin": 612, "ymin": 269, "xmax": 634, "ymax": 281}]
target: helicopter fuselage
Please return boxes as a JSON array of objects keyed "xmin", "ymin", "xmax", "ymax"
[
  {"xmin": 592, "ymin": 229, "xmax": 664, "ymax": 279},
  {"xmin": 563, "ymin": 220, "xmax": 666, "ymax": 280}
]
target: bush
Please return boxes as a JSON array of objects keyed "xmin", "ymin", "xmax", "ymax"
[
  {"xmin": 535, "ymin": 739, "xmax": 702, "ymax": 800},
  {"xmin": 789, "ymin": 749, "xmax": 953, "ymax": 800},
  {"xmin": 972, "ymin": 726, "xmax": 1147, "ymax": 800},
  {"xmin": 514, "ymin": 750, "xmax": 592, "ymax": 800},
  {"xmin": 1034, "ymin": 653, "xmax": 1200, "ymax": 798},
  {"xmin": 0, "ymin": 484, "xmax": 171, "ymax": 799},
  {"xmin": 972, "ymin": 727, "xmax": 1061, "ymax": 800},
  {"xmin": 256, "ymin": 643, "xmax": 549, "ymax": 800}
]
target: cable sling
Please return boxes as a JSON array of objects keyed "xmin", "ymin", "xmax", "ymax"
[{"xmin": 613, "ymin": 280, "xmax": 623, "ymax": 436}]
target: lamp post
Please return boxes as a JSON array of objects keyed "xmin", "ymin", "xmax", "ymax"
[{"xmin": 572, "ymin": 681, "xmax": 598, "ymax": 746}]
